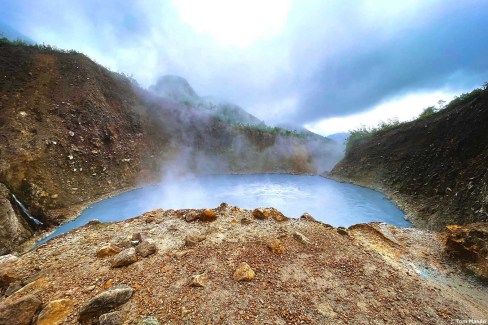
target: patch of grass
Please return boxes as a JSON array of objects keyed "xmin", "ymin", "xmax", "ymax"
[
  {"xmin": 345, "ymin": 118, "xmax": 403, "ymax": 153},
  {"xmin": 418, "ymin": 106, "xmax": 439, "ymax": 119},
  {"xmin": 0, "ymin": 37, "xmax": 81, "ymax": 54},
  {"xmin": 234, "ymin": 123, "xmax": 306, "ymax": 138},
  {"xmin": 445, "ymin": 87, "xmax": 483, "ymax": 109}
]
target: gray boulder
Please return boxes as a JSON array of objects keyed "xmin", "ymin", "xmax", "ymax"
[
  {"xmin": 99, "ymin": 311, "xmax": 123, "ymax": 325},
  {"xmin": 136, "ymin": 239, "xmax": 157, "ymax": 257},
  {"xmin": 111, "ymin": 248, "xmax": 137, "ymax": 268},
  {"xmin": 79, "ymin": 285, "xmax": 134, "ymax": 322}
]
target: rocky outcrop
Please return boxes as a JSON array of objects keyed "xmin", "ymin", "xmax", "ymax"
[
  {"xmin": 111, "ymin": 248, "xmax": 137, "ymax": 268},
  {"xmin": 252, "ymin": 207, "xmax": 289, "ymax": 222},
  {"xmin": 232, "ymin": 262, "xmax": 255, "ymax": 281},
  {"xmin": 135, "ymin": 239, "xmax": 157, "ymax": 257},
  {"xmin": 78, "ymin": 286, "xmax": 134, "ymax": 322},
  {"xmin": 444, "ymin": 223, "xmax": 488, "ymax": 280},
  {"xmin": 99, "ymin": 311, "xmax": 123, "ymax": 325},
  {"xmin": 0, "ymin": 254, "xmax": 20, "ymax": 290},
  {"xmin": 96, "ymin": 244, "xmax": 122, "ymax": 258},
  {"xmin": 0, "ymin": 294, "xmax": 42, "ymax": 325},
  {"xmin": 0, "ymin": 183, "xmax": 33, "ymax": 253},
  {"xmin": 36, "ymin": 298, "xmax": 75, "ymax": 325},
  {"xmin": 331, "ymin": 87, "xmax": 488, "ymax": 230}
]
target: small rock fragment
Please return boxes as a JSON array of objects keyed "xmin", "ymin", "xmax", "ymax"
[
  {"xmin": 0, "ymin": 254, "xmax": 18, "ymax": 265},
  {"xmin": 99, "ymin": 311, "xmax": 123, "ymax": 325},
  {"xmin": 181, "ymin": 307, "xmax": 191, "ymax": 317},
  {"xmin": 131, "ymin": 232, "xmax": 148, "ymax": 243},
  {"xmin": 252, "ymin": 208, "xmax": 270, "ymax": 220},
  {"xmin": 218, "ymin": 202, "xmax": 229, "ymax": 210},
  {"xmin": 337, "ymin": 227, "xmax": 349, "ymax": 236},
  {"xmin": 78, "ymin": 285, "xmax": 134, "ymax": 322},
  {"xmin": 138, "ymin": 316, "xmax": 161, "ymax": 325},
  {"xmin": 267, "ymin": 239, "xmax": 286, "ymax": 254},
  {"xmin": 103, "ymin": 279, "xmax": 114, "ymax": 289},
  {"xmin": 111, "ymin": 248, "xmax": 137, "ymax": 268},
  {"xmin": 0, "ymin": 294, "xmax": 42, "ymax": 325},
  {"xmin": 233, "ymin": 262, "xmax": 255, "ymax": 281},
  {"xmin": 136, "ymin": 239, "xmax": 157, "ymax": 257},
  {"xmin": 293, "ymin": 232, "xmax": 310, "ymax": 244},
  {"xmin": 4, "ymin": 281, "xmax": 22, "ymax": 296},
  {"xmin": 96, "ymin": 244, "xmax": 122, "ymax": 258},
  {"xmin": 270, "ymin": 208, "xmax": 289, "ymax": 222},
  {"xmin": 0, "ymin": 255, "xmax": 19, "ymax": 289},
  {"xmin": 83, "ymin": 285, "xmax": 96, "ymax": 293},
  {"xmin": 36, "ymin": 298, "xmax": 74, "ymax": 325},
  {"xmin": 86, "ymin": 219, "xmax": 101, "ymax": 226},
  {"xmin": 241, "ymin": 218, "xmax": 253, "ymax": 225},
  {"xmin": 184, "ymin": 212, "xmax": 198, "ymax": 222},
  {"xmin": 185, "ymin": 235, "xmax": 206, "ymax": 247},
  {"xmin": 189, "ymin": 273, "xmax": 209, "ymax": 287},
  {"xmin": 199, "ymin": 209, "xmax": 217, "ymax": 222},
  {"xmin": 300, "ymin": 212, "xmax": 316, "ymax": 222}
]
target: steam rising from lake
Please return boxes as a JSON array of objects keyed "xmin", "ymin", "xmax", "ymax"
[{"xmin": 38, "ymin": 174, "xmax": 409, "ymax": 245}]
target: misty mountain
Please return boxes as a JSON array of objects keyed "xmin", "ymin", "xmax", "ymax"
[
  {"xmin": 149, "ymin": 75, "xmax": 199, "ymax": 103},
  {"xmin": 149, "ymin": 75, "xmax": 264, "ymax": 126}
]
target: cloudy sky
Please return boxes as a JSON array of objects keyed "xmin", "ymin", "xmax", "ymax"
[{"xmin": 2, "ymin": 0, "xmax": 488, "ymax": 135}]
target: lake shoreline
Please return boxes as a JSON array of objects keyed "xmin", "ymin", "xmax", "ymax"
[{"xmin": 31, "ymin": 173, "xmax": 410, "ymax": 249}]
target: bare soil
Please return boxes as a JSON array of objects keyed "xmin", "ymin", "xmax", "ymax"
[{"xmin": 4, "ymin": 206, "xmax": 487, "ymax": 324}]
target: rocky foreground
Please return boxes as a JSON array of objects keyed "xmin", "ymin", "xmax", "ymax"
[{"xmin": 0, "ymin": 205, "xmax": 487, "ymax": 324}]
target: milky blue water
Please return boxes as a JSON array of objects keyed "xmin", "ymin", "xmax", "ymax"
[{"xmin": 37, "ymin": 174, "xmax": 410, "ymax": 245}]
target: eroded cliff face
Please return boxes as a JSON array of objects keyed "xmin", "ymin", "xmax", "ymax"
[
  {"xmin": 0, "ymin": 44, "xmax": 171, "ymax": 228},
  {"xmin": 331, "ymin": 88, "xmax": 488, "ymax": 230}
]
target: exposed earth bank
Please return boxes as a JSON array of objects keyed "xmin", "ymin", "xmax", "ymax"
[
  {"xmin": 0, "ymin": 206, "xmax": 487, "ymax": 324},
  {"xmin": 330, "ymin": 87, "xmax": 488, "ymax": 230}
]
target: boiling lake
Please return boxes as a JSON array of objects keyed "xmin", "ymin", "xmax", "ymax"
[{"xmin": 37, "ymin": 174, "xmax": 410, "ymax": 245}]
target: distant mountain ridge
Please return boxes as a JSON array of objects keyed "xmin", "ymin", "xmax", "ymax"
[
  {"xmin": 149, "ymin": 75, "xmax": 199, "ymax": 102},
  {"xmin": 149, "ymin": 75, "xmax": 263, "ymax": 127}
]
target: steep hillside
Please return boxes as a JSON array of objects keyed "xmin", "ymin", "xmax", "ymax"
[
  {"xmin": 0, "ymin": 42, "xmax": 171, "ymax": 222},
  {"xmin": 0, "ymin": 40, "xmax": 342, "ymax": 252},
  {"xmin": 331, "ymin": 87, "xmax": 488, "ymax": 230}
]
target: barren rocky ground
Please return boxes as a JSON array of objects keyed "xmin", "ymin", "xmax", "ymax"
[{"xmin": 1, "ymin": 205, "xmax": 486, "ymax": 324}]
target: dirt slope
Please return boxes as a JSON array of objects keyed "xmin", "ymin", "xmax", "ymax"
[
  {"xmin": 1, "ymin": 206, "xmax": 486, "ymax": 324},
  {"xmin": 331, "ymin": 87, "xmax": 488, "ymax": 230}
]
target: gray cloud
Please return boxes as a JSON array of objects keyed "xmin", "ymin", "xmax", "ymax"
[
  {"xmin": 1, "ymin": 0, "xmax": 487, "ymax": 126},
  {"xmin": 296, "ymin": 1, "xmax": 488, "ymax": 122}
]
